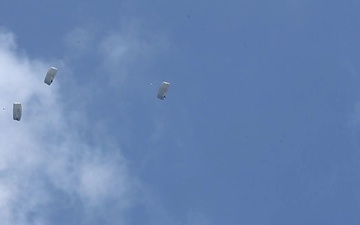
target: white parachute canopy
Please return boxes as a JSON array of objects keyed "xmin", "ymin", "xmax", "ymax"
[
  {"xmin": 157, "ymin": 81, "xmax": 170, "ymax": 100},
  {"xmin": 44, "ymin": 66, "xmax": 58, "ymax": 85},
  {"xmin": 13, "ymin": 102, "xmax": 22, "ymax": 121}
]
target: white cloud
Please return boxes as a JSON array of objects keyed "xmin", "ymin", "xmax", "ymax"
[
  {"xmin": 0, "ymin": 30, "xmax": 136, "ymax": 225},
  {"xmin": 55, "ymin": 19, "xmax": 191, "ymax": 225},
  {"xmin": 98, "ymin": 26, "xmax": 169, "ymax": 87},
  {"xmin": 62, "ymin": 17, "xmax": 170, "ymax": 93}
]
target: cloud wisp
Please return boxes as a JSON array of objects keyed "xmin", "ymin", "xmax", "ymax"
[{"xmin": 0, "ymin": 30, "xmax": 136, "ymax": 225}]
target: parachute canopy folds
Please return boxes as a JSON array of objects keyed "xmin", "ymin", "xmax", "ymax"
[
  {"xmin": 157, "ymin": 81, "xmax": 170, "ymax": 100},
  {"xmin": 44, "ymin": 67, "xmax": 58, "ymax": 85},
  {"xmin": 13, "ymin": 102, "xmax": 22, "ymax": 121}
]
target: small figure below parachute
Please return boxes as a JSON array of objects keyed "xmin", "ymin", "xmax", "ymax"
[
  {"xmin": 13, "ymin": 102, "xmax": 22, "ymax": 121},
  {"xmin": 44, "ymin": 67, "xmax": 58, "ymax": 85},
  {"xmin": 157, "ymin": 81, "xmax": 170, "ymax": 100}
]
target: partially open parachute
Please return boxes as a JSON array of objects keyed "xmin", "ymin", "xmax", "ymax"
[
  {"xmin": 157, "ymin": 81, "xmax": 170, "ymax": 100},
  {"xmin": 13, "ymin": 102, "xmax": 22, "ymax": 121},
  {"xmin": 9, "ymin": 66, "xmax": 59, "ymax": 122},
  {"xmin": 8, "ymin": 65, "xmax": 172, "ymax": 122},
  {"xmin": 44, "ymin": 67, "xmax": 58, "ymax": 85}
]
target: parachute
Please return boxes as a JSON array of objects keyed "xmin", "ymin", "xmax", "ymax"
[
  {"xmin": 44, "ymin": 67, "xmax": 58, "ymax": 85},
  {"xmin": 7, "ymin": 65, "xmax": 172, "ymax": 122},
  {"xmin": 157, "ymin": 81, "xmax": 170, "ymax": 100},
  {"xmin": 13, "ymin": 102, "xmax": 22, "ymax": 121}
]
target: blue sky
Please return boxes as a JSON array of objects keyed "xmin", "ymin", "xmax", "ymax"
[{"xmin": 0, "ymin": 0, "xmax": 360, "ymax": 224}]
